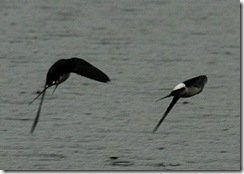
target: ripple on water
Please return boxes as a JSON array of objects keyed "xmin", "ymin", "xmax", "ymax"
[
  {"xmin": 107, "ymin": 156, "xmax": 134, "ymax": 167},
  {"xmin": 37, "ymin": 153, "xmax": 66, "ymax": 161}
]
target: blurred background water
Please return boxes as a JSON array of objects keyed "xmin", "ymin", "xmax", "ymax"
[{"xmin": 0, "ymin": 0, "xmax": 240, "ymax": 170}]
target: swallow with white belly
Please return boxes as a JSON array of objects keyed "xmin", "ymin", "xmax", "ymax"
[{"xmin": 153, "ymin": 75, "xmax": 208, "ymax": 133}]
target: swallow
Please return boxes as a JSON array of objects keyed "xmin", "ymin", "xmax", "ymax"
[
  {"xmin": 153, "ymin": 75, "xmax": 208, "ymax": 133},
  {"xmin": 29, "ymin": 57, "xmax": 110, "ymax": 133}
]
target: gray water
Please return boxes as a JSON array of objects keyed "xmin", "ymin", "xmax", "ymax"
[{"xmin": 0, "ymin": 0, "xmax": 240, "ymax": 171}]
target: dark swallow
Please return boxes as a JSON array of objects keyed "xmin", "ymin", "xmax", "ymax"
[
  {"xmin": 30, "ymin": 57, "xmax": 110, "ymax": 133},
  {"xmin": 153, "ymin": 75, "xmax": 207, "ymax": 133}
]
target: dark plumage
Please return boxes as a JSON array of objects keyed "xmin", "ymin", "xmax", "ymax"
[
  {"xmin": 153, "ymin": 75, "xmax": 207, "ymax": 133},
  {"xmin": 30, "ymin": 57, "xmax": 110, "ymax": 133}
]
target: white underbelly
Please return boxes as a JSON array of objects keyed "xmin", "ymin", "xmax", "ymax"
[{"xmin": 181, "ymin": 86, "xmax": 202, "ymax": 98}]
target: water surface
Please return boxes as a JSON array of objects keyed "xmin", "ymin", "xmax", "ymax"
[{"xmin": 0, "ymin": 0, "xmax": 240, "ymax": 170}]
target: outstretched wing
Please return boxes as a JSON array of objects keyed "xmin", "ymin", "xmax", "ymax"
[
  {"xmin": 153, "ymin": 97, "xmax": 180, "ymax": 133},
  {"xmin": 66, "ymin": 58, "xmax": 110, "ymax": 83}
]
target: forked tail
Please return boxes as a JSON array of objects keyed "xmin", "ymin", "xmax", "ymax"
[
  {"xmin": 30, "ymin": 89, "xmax": 46, "ymax": 133},
  {"xmin": 155, "ymin": 94, "xmax": 171, "ymax": 102},
  {"xmin": 153, "ymin": 97, "xmax": 179, "ymax": 133},
  {"xmin": 29, "ymin": 86, "xmax": 48, "ymax": 105}
]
